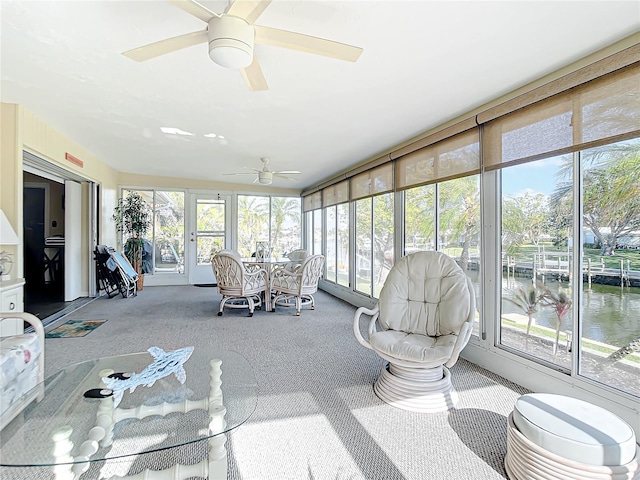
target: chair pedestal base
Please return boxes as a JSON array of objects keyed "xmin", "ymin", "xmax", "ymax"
[
  {"xmin": 374, "ymin": 363, "xmax": 458, "ymax": 413},
  {"xmin": 505, "ymin": 413, "xmax": 639, "ymax": 480}
]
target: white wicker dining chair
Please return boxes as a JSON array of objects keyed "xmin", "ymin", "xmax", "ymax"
[
  {"xmin": 271, "ymin": 254, "xmax": 325, "ymax": 316},
  {"xmin": 211, "ymin": 250, "xmax": 268, "ymax": 317},
  {"xmin": 284, "ymin": 249, "xmax": 309, "ymax": 272}
]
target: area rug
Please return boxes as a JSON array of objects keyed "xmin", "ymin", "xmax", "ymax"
[{"xmin": 45, "ymin": 319, "xmax": 107, "ymax": 338}]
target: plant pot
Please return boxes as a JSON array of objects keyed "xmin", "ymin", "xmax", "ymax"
[{"xmin": 137, "ymin": 274, "xmax": 144, "ymax": 291}]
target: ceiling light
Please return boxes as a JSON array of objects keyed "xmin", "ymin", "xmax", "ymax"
[
  {"xmin": 208, "ymin": 16, "xmax": 254, "ymax": 69},
  {"xmin": 258, "ymin": 171, "xmax": 272, "ymax": 185},
  {"xmin": 161, "ymin": 127, "xmax": 194, "ymax": 136}
]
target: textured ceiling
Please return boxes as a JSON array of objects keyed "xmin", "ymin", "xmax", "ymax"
[{"xmin": 1, "ymin": 1, "xmax": 639, "ymax": 190}]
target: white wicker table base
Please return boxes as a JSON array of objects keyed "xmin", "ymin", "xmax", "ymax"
[
  {"xmin": 51, "ymin": 360, "xmax": 228, "ymax": 480},
  {"xmin": 505, "ymin": 413, "xmax": 640, "ymax": 480},
  {"xmin": 373, "ymin": 363, "xmax": 458, "ymax": 413}
]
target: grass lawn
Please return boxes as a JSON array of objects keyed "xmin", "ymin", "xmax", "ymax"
[{"xmin": 501, "ymin": 318, "xmax": 640, "ymax": 365}]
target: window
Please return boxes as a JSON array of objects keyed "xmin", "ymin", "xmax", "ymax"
[
  {"xmin": 500, "ymin": 156, "xmax": 574, "ymax": 368},
  {"xmin": 325, "ymin": 205, "xmax": 337, "ymax": 283},
  {"xmin": 336, "ymin": 203, "xmax": 349, "ymax": 287},
  {"xmin": 303, "ymin": 208, "xmax": 322, "ymax": 256},
  {"xmin": 404, "ymin": 185, "xmax": 435, "ymax": 254},
  {"xmin": 154, "ymin": 191, "xmax": 185, "ymax": 274},
  {"xmin": 373, "ymin": 194, "xmax": 394, "ymax": 297},
  {"xmin": 578, "ymin": 139, "xmax": 640, "ymax": 396},
  {"xmin": 313, "ymin": 209, "xmax": 322, "ymax": 255},
  {"xmin": 122, "ymin": 189, "xmax": 185, "ymax": 275},
  {"xmin": 355, "ymin": 197, "xmax": 372, "ymax": 295},
  {"xmin": 439, "ymin": 175, "xmax": 481, "ymax": 335},
  {"xmin": 237, "ymin": 195, "xmax": 269, "ymax": 257},
  {"xmin": 237, "ymin": 195, "xmax": 301, "ymax": 257},
  {"xmin": 270, "ymin": 196, "xmax": 302, "ymax": 257},
  {"xmin": 354, "ymin": 194, "xmax": 394, "ymax": 298}
]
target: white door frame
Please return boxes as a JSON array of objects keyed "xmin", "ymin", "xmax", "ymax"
[
  {"xmin": 24, "ymin": 153, "xmax": 96, "ymax": 300},
  {"xmin": 64, "ymin": 180, "xmax": 82, "ymax": 301}
]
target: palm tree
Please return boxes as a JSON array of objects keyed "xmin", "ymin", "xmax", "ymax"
[
  {"xmin": 237, "ymin": 196, "xmax": 269, "ymax": 257},
  {"xmin": 551, "ymin": 141, "xmax": 640, "ymax": 255},
  {"xmin": 504, "ymin": 284, "xmax": 544, "ymax": 350},
  {"xmin": 270, "ymin": 197, "xmax": 301, "ymax": 256},
  {"xmin": 538, "ymin": 284, "xmax": 572, "ymax": 361}
]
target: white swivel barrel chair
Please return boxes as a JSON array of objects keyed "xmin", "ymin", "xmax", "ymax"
[
  {"xmin": 271, "ymin": 254, "xmax": 325, "ymax": 316},
  {"xmin": 211, "ymin": 250, "xmax": 268, "ymax": 317},
  {"xmin": 353, "ymin": 251, "xmax": 475, "ymax": 413}
]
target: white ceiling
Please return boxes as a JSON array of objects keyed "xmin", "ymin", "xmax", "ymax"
[{"xmin": 1, "ymin": 1, "xmax": 639, "ymax": 191}]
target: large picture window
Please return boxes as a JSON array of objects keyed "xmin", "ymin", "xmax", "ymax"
[
  {"xmin": 122, "ymin": 189, "xmax": 185, "ymax": 276},
  {"xmin": 237, "ymin": 195, "xmax": 301, "ymax": 258}
]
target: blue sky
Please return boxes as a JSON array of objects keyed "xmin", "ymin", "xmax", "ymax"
[{"xmin": 501, "ymin": 157, "xmax": 567, "ymax": 197}]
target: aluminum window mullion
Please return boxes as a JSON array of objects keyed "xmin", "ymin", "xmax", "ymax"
[
  {"xmin": 434, "ymin": 183, "xmax": 440, "ymax": 251},
  {"xmin": 572, "ymin": 150, "xmax": 583, "ymax": 377},
  {"xmin": 370, "ymin": 197, "xmax": 374, "ymax": 297}
]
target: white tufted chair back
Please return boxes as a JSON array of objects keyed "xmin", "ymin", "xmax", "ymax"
[{"xmin": 378, "ymin": 251, "xmax": 472, "ymax": 337}]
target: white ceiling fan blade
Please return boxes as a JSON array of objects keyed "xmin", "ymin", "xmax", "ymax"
[
  {"xmin": 274, "ymin": 173, "xmax": 298, "ymax": 182},
  {"xmin": 168, "ymin": 0, "xmax": 220, "ymax": 22},
  {"xmin": 222, "ymin": 172, "xmax": 256, "ymax": 176},
  {"xmin": 123, "ymin": 30, "xmax": 208, "ymax": 62},
  {"xmin": 274, "ymin": 170, "xmax": 301, "ymax": 175},
  {"xmin": 241, "ymin": 57, "xmax": 269, "ymax": 91},
  {"xmin": 254, "ymin": 26, "xmax": 363, "ymax": 62},
  {"xmin": 226, "ymin": 0, "xmax": 272, "ymax": 24}
]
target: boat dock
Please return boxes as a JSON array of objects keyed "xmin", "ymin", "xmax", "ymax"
[{"xmin": 503, "ymin": 252, "xmax": 638, "ymax": 287}]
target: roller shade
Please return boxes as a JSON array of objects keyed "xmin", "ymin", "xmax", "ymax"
[
  {"xmin": 322, "ymin": 180, "xmax": 349, "ymax": 207},
  {"xmin": 302, "ymin": 192, "xmax": 322, "ymax": 212},
  {"xmin": 350, "ymin": 163, "xmax": 393, "ymax": 200},
  {"xmin": 395, "ymin": 128, "xmax": 480, "ymax": 190},
  {"xmin": 484, "ymin": 63, "xmax": 640, "ymax": 170}
]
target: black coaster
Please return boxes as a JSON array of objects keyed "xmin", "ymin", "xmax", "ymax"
[
  {"xmin": 107, "ymin": 372, "xmax": 132, "ymax": 380},
  {"xmin": 83, "ymin": 388, "xmax": 114, "ymax": 399}
]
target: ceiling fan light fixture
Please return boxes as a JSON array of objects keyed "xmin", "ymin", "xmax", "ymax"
[
  {"xmin": 258, "ymin": 171, "xmax": 272, "ymax": 185},
  {"xmin": 208, "ymin": 16, "xmax": 254, "ymax": 69}
]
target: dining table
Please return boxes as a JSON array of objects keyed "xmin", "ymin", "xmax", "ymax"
[{"xmin": 241, "ymin": 257, "xmax": 298, "ymax": 312}]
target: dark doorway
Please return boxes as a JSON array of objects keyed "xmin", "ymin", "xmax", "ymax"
[{"xmin": 23, "ymin": 182, "xmax": 64, "ymax": 319}]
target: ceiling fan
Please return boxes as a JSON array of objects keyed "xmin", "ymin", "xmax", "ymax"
[
  {"xmin": 223, "ymin": 157, "xmax": 301, "ymax": 184},
  {"xmin": 122, "ymin": 0, "xmax": 363, "ymax": 91}
]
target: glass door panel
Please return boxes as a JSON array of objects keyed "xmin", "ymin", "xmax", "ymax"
[{"xmin": 189, "ymin": 195, "xmax": 230, "ymax": 284}]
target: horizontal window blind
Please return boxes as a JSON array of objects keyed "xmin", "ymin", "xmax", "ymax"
[
  {"xmin": 350, "ymin": 163, "xmax": 393, "ymax": 200},
  {"xmin": 484, "ymin": 63, "xmax": 640, "ymax": 170},
  {"xmin": 322, "ymin": 180, "xmax": 349, "ymax": 207},
  {"xmin": 395, "ymin": 128, "xmax": 480, "ymax": 190},
  {"xmin": 302, "ymin": 191, "xmax": 322, "ymax": 212}
]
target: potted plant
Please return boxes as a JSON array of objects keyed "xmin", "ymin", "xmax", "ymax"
[{"xmin": 113, "ymin": 192, "xmax": 151, "ymax": 290}]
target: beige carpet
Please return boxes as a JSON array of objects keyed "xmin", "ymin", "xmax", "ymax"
[{"xmin": 6, "ymin": 286, "xmax": 529, "ymax": 479}]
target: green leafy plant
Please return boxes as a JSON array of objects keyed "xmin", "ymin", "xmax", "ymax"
[{"xmin": 113, "ymin": 192, "xmax": 151, "ymax": 274}]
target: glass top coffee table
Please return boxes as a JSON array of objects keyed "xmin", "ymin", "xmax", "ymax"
[{"xmin": 0, "ymin": 347, "xmax": 257, "ymax": 479}]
